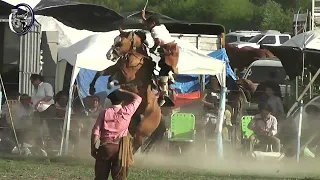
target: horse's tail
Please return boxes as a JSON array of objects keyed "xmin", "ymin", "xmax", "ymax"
[{"xmin": 141, "ymin": 120, "xmax": 166, "ymax": 153}]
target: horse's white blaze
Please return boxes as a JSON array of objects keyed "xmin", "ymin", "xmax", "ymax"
[
  {"xmin": 106, "ymin": 35, "xmax": 122, "ymax": 61},
  {"xmin": 106, "ymin": 46, "xmax": 114, "ymax": 60}
]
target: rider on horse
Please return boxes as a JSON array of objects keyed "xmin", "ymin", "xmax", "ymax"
[{"xmin": 142, "ymin": 10, "xmax": 177, "ymax": 106}]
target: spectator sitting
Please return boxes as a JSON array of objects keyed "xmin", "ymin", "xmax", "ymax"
[
  {"xmin": 248, "ymin": 103, "xmax": 280, "ymax": 152},
  {"xmin": 55, "ymin": 91, "xmax": 74, "ymax": 118},
  {"xmin": 14, "ymin": 94, "xmax": 33, "ymax": 148},
  {"xmin": 86, "ymin": 95, "xmax": 103, "ymax": 119},
  {"xmin": 81, "ymin": 95, "xmax": 103, "ymax": 136},
  {"xmin": 201, "ymin": 90, "xmax": 232, "ymax": 140},
  {"xmin": 266, "ymin": 86, "xmax": 285, "ymax": 120},
  {"xmin": 0, "ymin": 92, "xmax": 21, "ymax": 129}
]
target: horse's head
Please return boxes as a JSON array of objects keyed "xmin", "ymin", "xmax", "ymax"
[
  {"xmin": 106, "ymin": 27, "xmax": 147, "ymax": 62},
  {"xmin": 236, "ymin": 78, "xmax": 256, "ymax": 102}
]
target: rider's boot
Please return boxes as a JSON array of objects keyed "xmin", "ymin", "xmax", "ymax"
[
  {"xmin": 158, "ymin": 76, "xmax": 169, "ymax": 107},
  {"xmin": 168, "ymin": 72, "xmax": 175, "ymax": 84}
]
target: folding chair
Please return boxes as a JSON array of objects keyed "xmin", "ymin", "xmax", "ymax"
[{"xmin": 167, "ymin": 113, "xmax": 196, "ymax": 154}]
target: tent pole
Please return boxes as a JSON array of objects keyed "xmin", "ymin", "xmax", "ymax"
[
  {"xmin": 217, "ymin": 86, "xmax": 227, "ymax": 159},
  {"xmin": 64, "ymin": 89, "xmax": 74, "ymax": 155},
  {"xmin": 296, "ymin": 100, "xmax": 303, "ymax": 162},
  {"xmin": 63, "ymin": 67, "xmax": 78, "ymax": 155},
  {"xmin": 295, "ymin": 77, "xmax": 299, "ymax": 101},
  {"xmin": 287, "ymin": 68, "xmax": 320, "ymax": 117},
  {"xmin": 0, "ymin": 74, "xmax": 21, "ymax": 155},
  {"xmin": 309, "ymin": 71, "xmax": 312, "ymax": 99}
]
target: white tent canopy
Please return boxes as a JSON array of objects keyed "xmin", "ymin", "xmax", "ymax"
[
  {"xmin": 58, "ymin": 29, "xmax": 226, "ymax": 86},
  {"xmin": 282, "ymin": 30, "xmax": 320, "ymax": 50}
]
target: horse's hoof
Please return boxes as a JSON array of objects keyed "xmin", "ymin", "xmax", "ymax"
[{"xmin": 107, "ymin": 81, "xmax": 115, "ymax": 89}]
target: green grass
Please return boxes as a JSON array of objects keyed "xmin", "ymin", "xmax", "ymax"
[{"xmin": 0, "ymin": 154, "xmax": 317, "ymax": 180}]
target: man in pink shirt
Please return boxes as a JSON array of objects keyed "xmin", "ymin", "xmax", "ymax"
[{"xmin": 91, "ymin": 88, "xmax": 142, "ymax": 180}]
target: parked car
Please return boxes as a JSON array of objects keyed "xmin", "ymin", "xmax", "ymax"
[
  {"xmin": 243, "ymin": 57, "xmax": 289, "ymax": 98},
  {"xmin": 229, "ymin": 30, "xmax": 291, "ymax": 48},
  {"xmin": 225, "ymin": 30, "xmax": 261, "ymax": 43}
]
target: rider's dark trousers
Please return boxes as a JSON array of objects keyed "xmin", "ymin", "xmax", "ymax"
[
  {"xmin": 159, "ymin": 55, "xmax": 171, "ymax": 76},
  {"xmin": 249, "ymin": 134, "xmax": 281, "ymax": 152}
]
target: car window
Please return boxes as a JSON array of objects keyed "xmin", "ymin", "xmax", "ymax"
[
  {"xmin": 225, "ymin": 35, "xmax": 238, "ymax": 43},
  {"xmin": 248, "ymin": 34, "xmax": 264, "ymax": 43},
  {"xmin": 279, "ymin": 36, "xmax": 290, "ymax": 44},
  {"xmin": 246, "ymin": 66, "xmax": 287, "ymax": 84},
  {"xmin": 259, "ymin": 36, "xmax": 276, "ymax": 44},
  {"xmin": 239, "ymin": 36, "xmax": 253, "ymax": 42}
]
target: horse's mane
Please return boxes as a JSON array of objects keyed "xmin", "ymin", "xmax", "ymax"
[{"xmin": 120, "ymin": 30, "xmax": 147, "ymax": 42}]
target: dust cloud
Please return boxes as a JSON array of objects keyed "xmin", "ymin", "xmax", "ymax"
[
  {"xmin": 74, "ymin": 135, "xmax": 320, "ymax": 179},
  {"xmin": 131, "ymin": 144, "xmax": 320, "ymax": 179}
]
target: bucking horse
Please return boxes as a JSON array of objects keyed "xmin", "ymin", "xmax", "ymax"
[{"xmin": 89, "ymin": 28, "xmax": 176, "ymax": 153}]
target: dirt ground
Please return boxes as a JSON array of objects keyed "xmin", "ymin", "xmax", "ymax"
[{"xmin": 70, "ymin": 136, "xmax": 320, "ymax": 180}]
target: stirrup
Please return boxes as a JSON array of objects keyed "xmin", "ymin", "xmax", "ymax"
[{"xmin": 159, "ymin": 99, "xmax": 166, "ymax": 107}]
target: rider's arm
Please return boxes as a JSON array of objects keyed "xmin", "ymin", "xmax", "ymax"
[{"xmin": 141, "ymin": 10, "xmax": 147, "ymax": 22}]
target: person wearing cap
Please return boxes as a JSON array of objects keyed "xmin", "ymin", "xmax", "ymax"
[
  {"xmin": 30, "ymin": 74, "xmax": 55, "ymax": 156},
  {"xmin": 141, "ymin": 10, "xmax": 177, "ymax": 106},
  {"xmin": 201, "ymin": 90, "xmax": 232, "ymax": 140},
  {"xmin": 248, "ymin": 103, "xmax": 280, "ymax": 152},
  {"xmin": 91, "ymin": 88, "xmax": 142, "ymax": 180},
  {"xmin": 80, "ymin": 95, "xmax": 104, "ymax": 138}
]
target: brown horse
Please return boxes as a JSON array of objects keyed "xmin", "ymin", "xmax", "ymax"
[
  {"xmin": 209, "ymin": 76, "xmax": 256, "ymax": 140},
  {"xmin": 224, "ymin": 43, "xmax": 275, "ymax": 72},
  {"xmin": 89, "ymin": 29, "xmax": 162, "ymax": 153}
]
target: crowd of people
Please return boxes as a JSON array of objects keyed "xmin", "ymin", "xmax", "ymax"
[
  {"xmin": 0, "ymin": 73, "xmax": 142, "ymax": 179},
  {"xmin": 0, "ymin": 74, "xmax": 105, "ymax": 156}
]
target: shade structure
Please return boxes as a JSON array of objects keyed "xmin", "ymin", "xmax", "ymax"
[
  {"xmin": 1, "ymin": 0, "xmax": 124, "ymax": 31},
  {"xmin": 262, "ymin": 30, "xmax": 320, "ymax": 79}
]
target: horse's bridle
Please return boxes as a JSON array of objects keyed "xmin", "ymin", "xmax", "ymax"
[{"xmin": 119, "ymin": 31, "xmax": 150, "ymax": 68}]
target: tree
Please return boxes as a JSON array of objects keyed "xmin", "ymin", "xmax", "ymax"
[
  {"xmin": 74, "ymin": 0, "xmax": 301, "ymax": 33},
  {"xmin": 259, "ymin": 0, "xmax": 293, "ymax": 32}
]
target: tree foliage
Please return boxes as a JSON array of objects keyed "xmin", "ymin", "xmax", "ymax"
[
  {"xmin": 259, "ymin": 0, "xmax": 294, "ymax": 32},
  {"xmin": 76, "ymin": 0, "xmax": 313, "ymax": 32}
]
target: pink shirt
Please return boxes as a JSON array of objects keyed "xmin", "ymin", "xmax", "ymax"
[{"xmin": 92, "ymin": 96, "xmax": 142, "ymax": 143}]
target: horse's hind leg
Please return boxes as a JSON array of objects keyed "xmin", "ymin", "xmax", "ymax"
[{"xmin": 132, "ymin": 131, "xmax": 144, "ymax": 154}]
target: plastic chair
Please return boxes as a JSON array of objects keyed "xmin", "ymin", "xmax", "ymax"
[
  {"xmin": 241, "ymin": 116, "xmax": 254, "ymax": 139},
  {"xmin": 241, "ymin": 115, "xmax": 254, "ymax": 154},
  {"xmin": 167, "ymin": 113, "xmax": 196, "ymax": 153}
]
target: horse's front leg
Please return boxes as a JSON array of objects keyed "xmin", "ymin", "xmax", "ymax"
[{"xmin": 89, "ymin": 65, "xmax": 119, "ymax": 95}]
